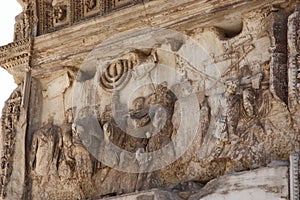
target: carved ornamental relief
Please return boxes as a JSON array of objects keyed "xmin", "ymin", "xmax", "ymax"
[
  {"xmin": 288, "ymin": 5, "xmax": 300, "ymax": 109},
  {"xmin": 35, "ymin": 0, "xmax": 141, "ymax": 35},
  {"xmin": 4, "ymin": 3, "xmax": 299, "ymax": 200},
  {"xmin": 52, "ymin": 1, "xmax": 70, "ymax": 27},
  {"xmin": 30, "ymin": 109, "xmax": 94, "ymax": 199},
  {"xmin": 0, "ymin": 88, "xmax": 22, "ymax": 198}
]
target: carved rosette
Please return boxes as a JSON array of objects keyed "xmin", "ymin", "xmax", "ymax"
[
  {"xmin": 52, "ymin": 1, "xmax": 70, "ymax": 27},
  {"xmin": 36, "ymin": 0, "xmax": 141, "ymax": 35}
]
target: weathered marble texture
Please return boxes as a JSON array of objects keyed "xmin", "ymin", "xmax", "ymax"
[{"xmin": 0, "ymin": 0, "xmax": 300, "ymax": 200}]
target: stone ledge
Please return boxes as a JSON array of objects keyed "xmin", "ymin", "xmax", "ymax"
[
  {"xmin": 90, "ymin": 166, "xmax": 289, "ymax": 200},
  {"xmin": 190, "ymin": 166, "xmax": 289, "ymax": 200},
  {"xmin": 96, "ymin": 189, "xmax": 183, "ymax": 200}
]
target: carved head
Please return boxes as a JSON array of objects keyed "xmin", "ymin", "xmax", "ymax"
[
  {"xmin": 65, "ymin": 108, "xmax": 74, "ymax": 123},
  {"xmin": 224, "ymin": 79, "xmax": 239, "ymax": 95},
  {"xmin": 239, "ymin": 65, "xmax": 252, "ymax": 78},
  {"xmin": 132, "ymin": 97, "xmax": 145, "ymax": 111},
  {"xmin": 156, "ymin": 81, "xmax": 168, "ymax": 93},
  {"xmin": 72, "ymin": 123, "xmax": 77, "ymax": 134},
  {"xmin": 63, "ymin": 130, "xmax": 73, "ymax": 148}
]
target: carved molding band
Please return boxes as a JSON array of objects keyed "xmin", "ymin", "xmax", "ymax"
[
  {"xmin": 290, "ymin": 152, "xmax": 300, "ymax": 200},
  {"xmin": 37, "ymin": 0, "xmax": 144, "ymax": 35},
  {"xmin": 288, "ymin": 5, "xmax": 300, "ymax": 108},
  {"xmin": 0, "ymin": 39, "xmax": 31, "ymax": 71}
]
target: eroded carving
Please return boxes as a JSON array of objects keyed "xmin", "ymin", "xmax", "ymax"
[
  {"xmin": 37, "ymin": 0, "xmax": 54, "ymax": 35},
  {"xmin": 4, "ymin": 2, "xmax": 300, "ymax": 199},
  {"xmin": 30, "ymin": 118, "xmax": 62, "ymax": 187},
  {"xmin": 99, "ymin": 50, "xmax": 157, "ymax": 92},
  {"xmin": 85, "ymin": 0, "xmax": 97, "ymax": 12},
  {"xmin": 288, "ymin": 5, "xmax": 300, "ymax": 109},
  {"xmin": 30, "ymin": 108, "xmax": 95, "ymax": 199},
  {"xmin": 36, "ymin": 0, "xmax": 140, "ymax": 35},
  {"xmin": 0, "ymin": 88, "xmax": 22, "ymax": 198},
  {"xmin": 53, "ymin": 6, "xmax": 67, "ymax": 22},
  {"xmin": 290, "ymin": 152, "xmax": 300, "ymax": 200},
  {"xmin": 52, "ymin": 1, "xmax": 69, "ymax": 27},
  {"xmin": 214, "ymin": 79, "xmax": 240, "ymax": 143}
]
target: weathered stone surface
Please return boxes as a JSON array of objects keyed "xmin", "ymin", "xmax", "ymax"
[
  {"xmin": 42, "ymin": 72, "xmax": 70, "ymax": 98},
  {"xmin": 98, "ymin": 189, "xmax": 183, "ymax": 200},
  {"xmin": 0, "ymin": 0, "xmax": 299, "ymax": 200},
  {"xmin": 189, "ymin": 166, "xmax": 289, "ymax": 200}
]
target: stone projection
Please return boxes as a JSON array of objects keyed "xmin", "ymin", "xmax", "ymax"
[{"xmin": 0, "ymin": 0, "xmax": 300, "ymax": 199}]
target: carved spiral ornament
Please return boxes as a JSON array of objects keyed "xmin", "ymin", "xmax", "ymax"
[{"xmin": 99, "ymin": 59, "xmax": 133, "ymax": 92}]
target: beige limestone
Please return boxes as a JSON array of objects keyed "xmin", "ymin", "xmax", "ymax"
[{"xmin": 0, "ymin": 0, "xmax": 299, "ymax": 200}]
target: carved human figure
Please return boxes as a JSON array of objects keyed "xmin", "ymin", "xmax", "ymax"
[
  {"xmin": 71, "ymin": 123, "xmax": 93, "ymax": 180},
  {"xmin": 214, "ymin": 79, "xmax": 241, "ymax": 142},
  {"xmin": 30, "ymin": 118, "xmax": 62, "ymax": 186},
  {"xmin": 241, "ymin": 72, "xmax": 264, "ymax": 117},
  {"xmin": 134, "ymin": 146, "xmax": 151, "ymax": 191},
  {"xmin": 149, "ymin": 105, "xmax": 168, "ymax": 134},
  {"xmin": 238, "ymin": 64, "xmax": 270, "ymax": 117},
  {"xmin": 146, "ymin": 82, "xmax": 176, "ymax": 153},
  {"xmin": 58, "ymin": 109, "xmax": 76, "ymax": 180},
  {"xmin": 128, "ymin": 97, "xmax": 150, "ymax": 129},
  {"xmin": 58, "ymin": 130, "xmax": 75, "ymax": 180},
  {"xmin": 102, "ymin": 122, "xmax": 120, "ymax": 167}
]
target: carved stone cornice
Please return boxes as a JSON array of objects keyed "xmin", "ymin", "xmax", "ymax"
[
  {"xmin": 36, "ymin": 0, "xmax": 145, "ymax": 35},
  {"xmin": 30, "ymin": 0, "xmax": 290, "ymax": 73},
  {"xmin": 0, "ymin": 39, "xmax": 32, "ymax": 84}
]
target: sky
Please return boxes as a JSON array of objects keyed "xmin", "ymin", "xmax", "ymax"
[{"xmin": 0, "ymin": 1, "xmax": 22, "ymax": 113}]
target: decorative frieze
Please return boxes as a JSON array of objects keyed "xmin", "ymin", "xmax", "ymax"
[
  {"xmin": 0, "ymin": 88, "xmax": 22, "ymax": 198},
  {"xmin": 290, "ymin": 152, "xmax": 300, "ymax": 200},
  {"xmin": 288, "ymin": 5, "xmax": 300, "ymax": 109},
  {"xmin": 36, "ymin": 0, "xmax": 142, "ymax": 35},
  {"xmin": 84, "ymin": 0, "xmax": 104, "ymax": 18},
  {"xmin": 53, "ymin": 2, "xmax": 71, "ymax": 28},
  {"xmin": 269, "ymin": 9, "xmax": 288, "ymax": 105},
  {"xmin": 0, "ymin": 39, "xmax": 31, "ymax": 71}
]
